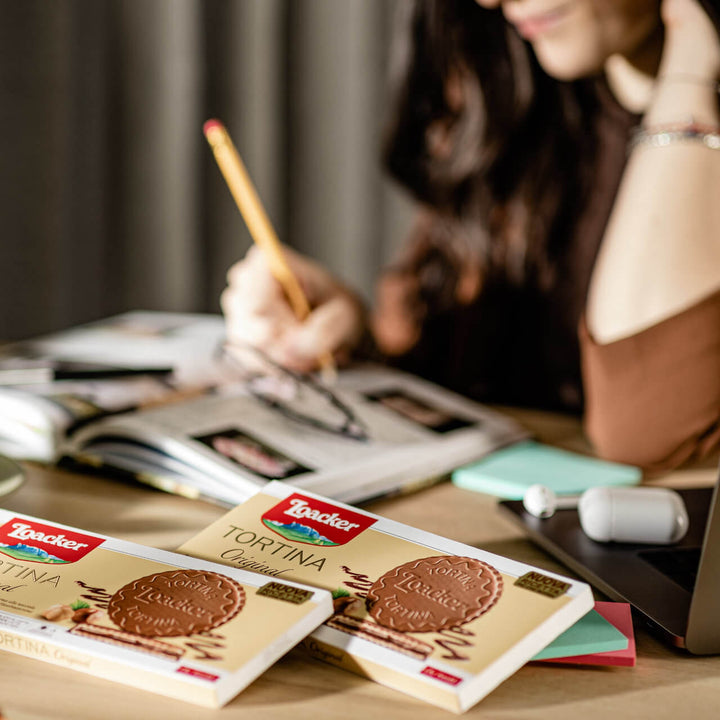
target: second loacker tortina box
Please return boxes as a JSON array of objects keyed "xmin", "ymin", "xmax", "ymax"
[{"xmin": 179, "ymin": 481, "xmax": 594, "ymax": 713}]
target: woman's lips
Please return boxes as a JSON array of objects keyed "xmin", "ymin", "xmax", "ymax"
[{"xmin": 509, "ymin": 3, "xmax": 574, "ymax": 40}]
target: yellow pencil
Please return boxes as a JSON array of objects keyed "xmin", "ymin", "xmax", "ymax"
[{"xmin": 204, "ymin": 119, "xmax": 336, "ymax": 380}]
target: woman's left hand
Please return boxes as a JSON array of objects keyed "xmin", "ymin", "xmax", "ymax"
[{"xmin": 659, "ymin": 0, "xmax": 720, "ymax": 79}]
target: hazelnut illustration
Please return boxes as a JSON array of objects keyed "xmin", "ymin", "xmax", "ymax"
[
  {"xmin": 341, "ymin": 597, "xmax": 366, "ymax": 618},
  {"xmin": 332, "ymin": 595, "xmax": 366, "ymax": 617},
  {"xmin": 84, "ymin": 609, "xmax": 106, "ymax": 625},
  {"xmin": 72, "ymin": 607, "xmax": 96, "ymax": 623},
  {"xmin": 41, "ymin": 604, "xmax": 74, "ymax": 622},
  {"xmin": 332, "ymin": 595, "xmax": 352, "ymax": 613}
]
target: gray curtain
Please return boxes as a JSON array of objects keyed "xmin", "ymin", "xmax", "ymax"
[{"xmin": 0, "ymin": 0, "xmax": 414, "ymax": 340}]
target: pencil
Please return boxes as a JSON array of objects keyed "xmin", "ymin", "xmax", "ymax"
[{"xmin": 203, "ymin": 119, "xmax": 336, "ymax": 381}]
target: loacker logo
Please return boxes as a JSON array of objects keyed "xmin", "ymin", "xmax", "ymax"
[
  {"xmin": 0, "ymin": 518, "xmax": 104, "ymax": 564},
  {"xmin": 261, "ymin": 494, "xmax": 376, "ymax": 546}
]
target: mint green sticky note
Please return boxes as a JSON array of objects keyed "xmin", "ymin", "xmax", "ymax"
[
  {"xmin": 451, "ymin": 440, "xmax": 641, "ymax": 499},
  {"xmin": 532, "ymin": 609, "xmax": 628, "ymax": 660}
]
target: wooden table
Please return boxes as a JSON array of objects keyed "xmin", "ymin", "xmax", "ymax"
[{"xmin": 1, "ymin": 411, "xmax": 719, "ymax": 720}]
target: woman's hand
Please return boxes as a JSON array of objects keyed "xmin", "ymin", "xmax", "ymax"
[
  {"xmin": 660, "ymin": 0, "xmax": 720, "ymax": 80},
  {"xmin": 221, "ymin": 245, "xmax": 367, "ymax": 372},
  {"xmin": 641, "ymin": 0, "xmax": 720, "ymax": 131}
]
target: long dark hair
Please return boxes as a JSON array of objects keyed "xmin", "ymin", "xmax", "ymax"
[{"xmin": 382, "ymin": 0, "xmax": 719, "ymax": 304}]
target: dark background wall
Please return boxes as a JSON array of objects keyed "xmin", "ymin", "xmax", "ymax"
[{"xmin": 0, "ymin": 0, "xmax": 413, "ymax": 340}]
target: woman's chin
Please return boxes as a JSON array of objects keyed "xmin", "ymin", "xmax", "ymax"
[{"xmin": 534, "ymin": 48, "xmax": 603, "ymax": 81}]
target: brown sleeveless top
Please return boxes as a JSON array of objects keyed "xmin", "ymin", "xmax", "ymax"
[{"xmin": 371, "ymin": 82, "xmax": 720, "ymax": 472}]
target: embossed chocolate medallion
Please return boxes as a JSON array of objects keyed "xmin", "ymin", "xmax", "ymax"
[
  {"xmin": 367, "ymin": 555, "xmax": 502, "ymax": 633},
  {"xmin": 108, "ymin": 569, "xmax": 245, "ymax": 637}
]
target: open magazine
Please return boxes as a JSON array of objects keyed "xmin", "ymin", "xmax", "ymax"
[{"xmin": 0, "ymin": 312, "xmax": 527, "ymax": 506}]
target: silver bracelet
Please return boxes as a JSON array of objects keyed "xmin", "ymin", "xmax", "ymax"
[{"xmin": 630, "ymin": 122, "xmax": 720, "ymax": 151}]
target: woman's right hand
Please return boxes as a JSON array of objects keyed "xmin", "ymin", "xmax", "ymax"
[{"xmin": 221, "ymin": 245, "xmax": 367, "ymax": 372}]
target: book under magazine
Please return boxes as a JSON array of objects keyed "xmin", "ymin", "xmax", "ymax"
[
  {"xmin": 178, "ymin": 481, "xmax": 594, "ymax": 713},
  {"xmin": 0, "ymin": 311, "xmax": 228, "ymax": 463},
  {"xmin": 0, "ymin": 509, "xmax": 332, "ymax": 707}
]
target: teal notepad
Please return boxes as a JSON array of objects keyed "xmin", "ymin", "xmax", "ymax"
[
  {"xmin": 532, "ymin": 608, "xmax": 628, "ymax": 660},
  {"xmin": 452, "ymin": 440, "xmax": 641, "ymax": 499}
]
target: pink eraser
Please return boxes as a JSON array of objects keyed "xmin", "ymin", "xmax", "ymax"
[{"xmin": 203, "ymin": 119, "xmax": 223, "ymax": 136}]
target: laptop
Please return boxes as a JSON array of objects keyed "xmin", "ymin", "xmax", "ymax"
[{"xmin": 499, "ymin": 475, "xmax": 720, "ymax": 654}]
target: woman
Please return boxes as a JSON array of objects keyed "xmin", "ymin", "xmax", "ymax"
[{"xmin": 222, "ymin": 0, "xmax": 720, "ymax": 473}]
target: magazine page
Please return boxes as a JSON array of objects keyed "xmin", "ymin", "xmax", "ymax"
[{"xmin": 69, "ymin": 364, "xmax": 528, "ymax": 505}]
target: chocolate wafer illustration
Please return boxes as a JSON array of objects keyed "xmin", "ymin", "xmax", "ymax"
[
  {"xmin": 367, "ymin": 555, "xmax": 503, "ymax": 633},
  {"xmin": 108, "ymin": 569, "xmax": 245, "ymax": 637},
  {"xmin": 325, "ymin": 614, "xmax": 433, "ymax": 660},
  {"xmin": 69, "ymin": 623, "xmax": 185, "ymax": 661}
]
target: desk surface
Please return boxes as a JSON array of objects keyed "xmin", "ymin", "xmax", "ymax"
[{"xmin": 1, "ymin": 410, "xmax": 719, "ymax": 720}]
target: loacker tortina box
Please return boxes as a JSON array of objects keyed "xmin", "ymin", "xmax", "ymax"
[
  {"xmin": 179, "ymin": 481, "xmax": 594, "ymax": 713},
  {"xmin": 0, "ymin": 510, "xmax": 332, "ymax": 707}
]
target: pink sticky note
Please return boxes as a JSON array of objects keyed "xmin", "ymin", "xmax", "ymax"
[{"xmin": 538, "ymin": 601, "xmax": 636, "ymax": 667}]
